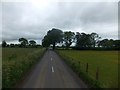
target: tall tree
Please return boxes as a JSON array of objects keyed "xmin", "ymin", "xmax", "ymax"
[
  {"xmin": 99, "ymin": 39, "xmax": 109, "ymax": 48},
  {"xmin": 29, "ymin": 40, "xmax": 36, "ymax": 46},
  {"xmin": 10, "ymin": 44, "xmax": 15, "ymax": 47},
  {"xmin": 98, "ymin": 39, "xmax": 120, "ymax": 49},
  {"xmin": 76, "ymin": 33, "xmax": 92, "ymax": 48},
  {"xmin": 114, "ymin": 40, "xmax": 120, "ymax": 49},
  {"xmin": 90, "ymin": 33, "xmax": 101, "ymax": 47},
  {"xmin": 2, "ymin": 40, "xmax": 7, "ymax": 47},
  {"xmin": 42, "ymin": 28, "xmax": 63, "ymax": 50},
  {"xmin": 75, "ymin": 32, "xmax": 100, "ymax": 49},
  {"xmin": 42, "ymin": 35, "xmax": 51, "ymax": 47},
  {"xmin": 19, "ymin": 38, "xmax": 28, "ymax": 47},
  {"xmin": 63, "ymin": 31, "xmax": 75, "ymax": 49}
]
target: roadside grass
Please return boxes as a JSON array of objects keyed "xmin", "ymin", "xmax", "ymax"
[
  {"xmin": 57, "ymin": 50, "xmax": 118, "ymax": 88},
  {"xmin": 0, "ymin": 48, "xmax": 2, "ymax": 89},
  {"xmin": 2, "ymin": 48, "xmax": 45, "ymax": 88}
]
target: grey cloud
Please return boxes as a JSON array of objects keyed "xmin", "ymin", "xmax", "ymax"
[
  {"xmin": 80, "ymin": 2, "xmax": 117, "ymax": 24},
  {"xmin": 1, "ymin": 1, "xmax": 118, "ymax": 44},
  {"xmin": 46, "ymin": 2, "xmax": 117, "ymax": 32}
]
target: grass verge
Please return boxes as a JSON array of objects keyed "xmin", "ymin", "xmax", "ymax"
[{"xmin": 2, "ymin": 48, "xmax": 45, "ymax": 88}]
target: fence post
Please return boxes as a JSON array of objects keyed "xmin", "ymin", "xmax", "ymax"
[
  {"xmin": 86, "ymin": 63, "xmax": 88, "ymax": 73},
  {"xmin": 96, "ymin": 66, "xmax": 99, "ymax": 80}
]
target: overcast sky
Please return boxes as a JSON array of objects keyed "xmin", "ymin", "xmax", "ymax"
[{"xmin": 1, "ymin": 0, "xmax": 119, "ymax": 44}]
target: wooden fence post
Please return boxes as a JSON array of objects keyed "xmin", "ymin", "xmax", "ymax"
[
  {"xmin": 96, "ymin": 66, "xmax": 99, "ymax": 80},
  {"xmin": 86, "ymin": 63, "xmax": 88, "ymax": 73}
]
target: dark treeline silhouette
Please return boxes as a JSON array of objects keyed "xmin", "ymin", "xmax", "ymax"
[
  {"xmin": 42, "ymin": 28, "xmax": 120, "ymax": 50},
  {"xmin": 97, "ymin": 39, "xmax": 120, "ymax": 50},
  {"xmin": 1, "ymin": 28, "xmax": 120, "ymax": 50},
  {"xmin": 1, "ymin": 38, "xmax": 42, "ymax": 48},
  {"xmin": 75, "ymin": 32, "xmax": 120, "ymax": 50},
  {"xmin": 42, "ymin": 28, "xmax": 76, "ymax": 50},
  {"xmin": 75, "ymin": 32, "xmax": 100, "ymax": 49}
]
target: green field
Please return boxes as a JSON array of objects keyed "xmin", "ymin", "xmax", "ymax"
[
  {"xmin": 58, "ymin": 50, "xmax": 118, "ymax": 88},
  {"xmin": 2, "ymin": 48, "xmax": 45, "ymax": 88}
]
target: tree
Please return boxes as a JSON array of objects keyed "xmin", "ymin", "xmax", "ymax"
[
  {"xmin": 2, "ymin": 40, "xmax": 7, "ymax": 47},
  {"xmin": 98, "ymin": 39, "xmax": 114, "ymax": 48},
  {"xmin": 42, "ymin": 35, "xmax": 51, "ymax": 47},
  {"xmin": 113, "ymin": 40, "xmax": 120, "ymax": 49},
  {"xmin": 75, "ymin": 32, "xmax": 84, "ymax": 48},
  {"xmin": 98, "ymin": 39, "xmax": 120, "ymax": 49},
  {"xmin": 10, "ymin": 44, "xmax": 15, "ymax": 47},
  {"xmin": 29, "ymin": 40, "xmax": 36, "ymax": 47},
  {"xmin": 42, "ymin": 28, "xmax": 63, "ymax": 50},
  {"xmin": 90, "ymin": 33, "xmax": 101, "ymax": 47},
  {"xmin": 63, "ymin": 31, "xmax": 75, "ymax": 49},
  {"xmin": 75, "ymin": 32, "xmax": 100, "ymax": 49},
  {"xmin": 99, "ymin": 39, "xmax": 109, "ymax": 48},
  {"xmin": 75, "ymin": 32, "xmax": 92, "ymax": 49},
  {"xmin": 108, "ymin": 39, "xmax": 114, "ymax": 48},
  {"xmin": 18, "ymin": 38, "xmax": 28, "ymax": 47}
]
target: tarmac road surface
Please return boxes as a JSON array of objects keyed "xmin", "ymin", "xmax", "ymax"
[{"xmin": 18, "ymin": 50, "xmax": 88, "ymax": 88}]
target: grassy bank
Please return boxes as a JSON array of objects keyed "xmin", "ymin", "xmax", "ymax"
[
  {"xmin": 2, "ymin": 48, "xmax": 45, "ymax": 88},
  {"xmin": 0, "ymin": 48, "xmax": 2, "ymax": 89},
  {"xmin": 57, "ymin": 50, "xmax": 118, "ymax": 88}
]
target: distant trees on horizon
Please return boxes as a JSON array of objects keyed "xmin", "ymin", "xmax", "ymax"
[
  {"xmin": 1, "ymin": 28, "xmax": 120, "ymax": 50},
  {"xmin": 1, "ymin": 38, "xmax": 41, "ymax": 48}
]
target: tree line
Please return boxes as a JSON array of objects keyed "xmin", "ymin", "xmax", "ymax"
[
  {"xmin": 2, "ymin": 28, "xmax": 120, "ymax": 50},
  {"xmin": 42, "ymin": 28, "xmax": 120, "ymax": 50},
  {"xmin": 2, "ymin": 38, "xmax": 41, "ymax": 48}
]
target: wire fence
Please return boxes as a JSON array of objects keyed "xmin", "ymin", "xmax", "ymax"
[{"xmin": 61, "ymin": 53, "xmax": 100, "ymax": 81}]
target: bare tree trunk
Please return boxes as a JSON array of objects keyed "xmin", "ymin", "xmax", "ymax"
[{"xmin": 53, "ymin": 42, "xmax": 55, "ymax": 50}]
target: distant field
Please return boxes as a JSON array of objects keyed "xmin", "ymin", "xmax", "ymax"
[
  {"xmin": 2, "ymin": 48, "xmax": 45, "ymax": 88},
  {"xmin": 58, "ymin": 50, "xmax": 118, "ymax": 88}
]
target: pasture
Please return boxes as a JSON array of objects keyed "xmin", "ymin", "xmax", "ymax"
[
  {"xmin": 2, "ymin": 48, "xmax": 45, "ymax": 88},
  {"xmin": 58, "ymin": 50, "xmax": 118, "ymax": 88}
]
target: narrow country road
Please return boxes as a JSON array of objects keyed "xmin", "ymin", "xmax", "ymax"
[{"xmin": 18, "ymin": 50, "xmax": 88, "ymax": 88}]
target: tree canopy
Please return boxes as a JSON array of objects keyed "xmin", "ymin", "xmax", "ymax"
[
  {"xmin": 42, "ymin": 28, "xmax": 63, "ymax": 49},
  {"xmin": 75, "ymin": 32, "xmax": 100, "ymax": 49},
  {"xmin": 29, "ymin": 40, "xmax": 36, "ymax": 46},
  {"xmin": 63, "ymin": 31, "xmax": 75, "ymax": 49},
  {"xmin": 1, "ymin": 28, "xmax": 120, "ymax": 50},
  {"xmin": 2, "ymin": 40, "xmax": 7, "ymax": 47},
  {"xmin": 19, "ymin": 38, "xmax": 28, "ymax": 47}
]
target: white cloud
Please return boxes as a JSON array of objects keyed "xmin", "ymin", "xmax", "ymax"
[{"xmin": 1, "ymin": 0, "xmax": 118, "ymax": 44}]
